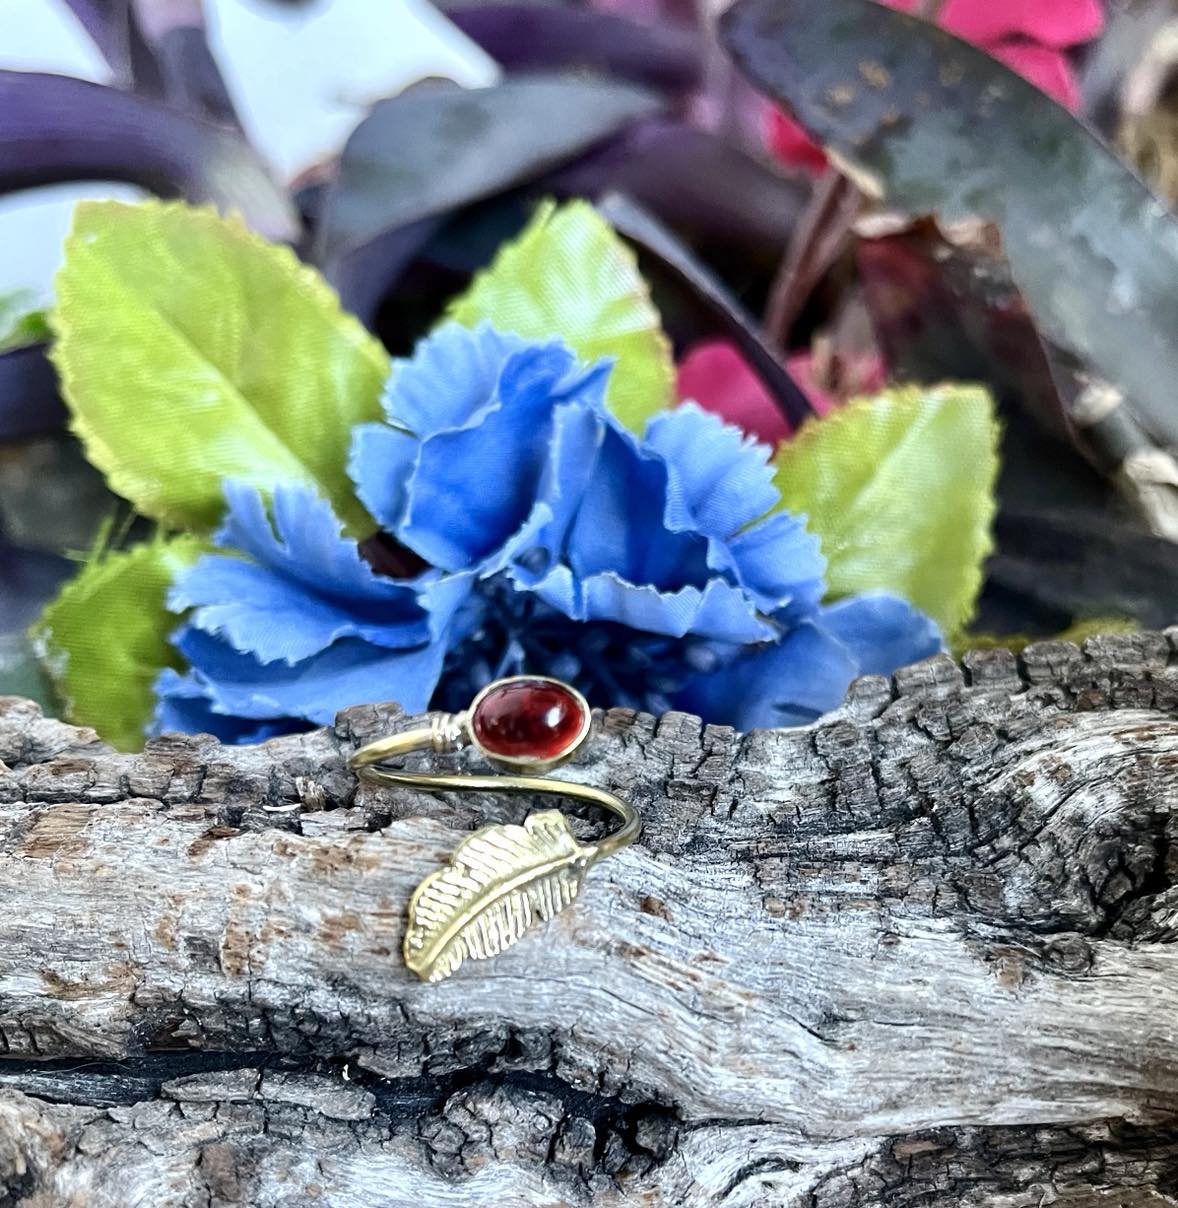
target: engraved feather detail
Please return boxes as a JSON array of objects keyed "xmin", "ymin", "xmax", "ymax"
[{"xmin": 404, "ymin": 809, "xmax": 591, "ymax": 982}]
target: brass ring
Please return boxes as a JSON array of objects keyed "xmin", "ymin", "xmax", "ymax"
[{"xmin": 349, "ymin": 676, "xmax": 640, "ymax": 982}]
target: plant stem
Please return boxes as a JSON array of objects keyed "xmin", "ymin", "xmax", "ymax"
[{"xmin": 764, "ymin": 171, "xmax": 862, "ymax": 346}]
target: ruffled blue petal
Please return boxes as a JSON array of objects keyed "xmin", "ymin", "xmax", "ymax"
[
  {"xmin": 677, "ymin": 593, "xmax": 944, "ymax": 731},
  {"xmin": 152, "ymin": 669, "xmax": 301, "ymax": 743},
  {"xmin": 172, "ymin": 482, "xmax": 435, "ymax": 668},
  {"xmin": 166, "ymin": 627, "xmax": 446, "ymax": 725},
  {"xmin": 715, "ymin": 509, "xmax": 826, "ymax": 614},
  {"xmin": 216, "ymin": 481, "xmax": 417, "ymax": 605},
  {"xmin": 171, "ymin": 556, "xmax": 431, "ymax": 665},
  {"xmin": 517, "ymin": 564, "xmax": 775, "ymax": 642},
  {"xmin": 643, "ymin": 403, "xmax": 779, "ymax": 537},
  {"xmin": 380, "ymin": 321, "xmax": 524, "ymax": 435},
  {"xmin": 522, "ymin": 399, "xmax": 608, "ymax": 569},
  {"xmin": 562, "ymin": 424, "xmax": 710, "ymax": 590},
  {"xmin": 348, "ymin": 422, "xmax": 418, "ymax": 537},
  {"xmin": 676, "ymin": 620, "xmax": 858, "ymax": 730},
  {"xmin": 388, "ymin": 339, "xmax": 610, "ymax": 572},
  {"xmin": 419, "ymin": 569, "xmax": 480, "ymax": 642},
  {"xmin": 352, "ymin": 326, "xmax": 572, "ymax": 542},
  {"xmin": 642, "ymin": 406, "xmax": 825, "ymax": 614},
  {"xmin": 819, "ymin": 592, "xmax": 944, "ymax": 675}
]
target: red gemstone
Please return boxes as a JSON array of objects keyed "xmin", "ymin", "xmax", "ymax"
[{"xmin": 471, "ymin": 679, "xmax": 587, "ymax": 762}]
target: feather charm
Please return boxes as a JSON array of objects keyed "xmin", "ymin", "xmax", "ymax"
[{"xmin": 404, "ymin": 809, "xmax": 592, "ymax": 982}]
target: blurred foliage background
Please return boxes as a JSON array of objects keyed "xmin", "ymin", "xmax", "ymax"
[{"xmin": 6, "ymin": 0, "xmax": 1178, "ymax": 715}]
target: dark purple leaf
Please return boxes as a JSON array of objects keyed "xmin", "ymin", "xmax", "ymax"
[
  {"xmin": 548, "ymin": 120, "xmax": 806, "ymax": 260},
  {"xmin": 0, "ymin": 437, "xmax": 125, "ymax": 557},
  {"xmin": 1080, "ymin": 0, "xmax": 1173, "ymax": 135},
  {"xmin": 314, "ymin": 74, "xmax": 662, "ymax": 267},
  {"xmin": 361, "ymin": 195, "xmax": 541, "ymax": 353},
  {"xmin": 445, "ymin": 5, "xmax": 703, "ymax": 92},
  {"xmin": 764, "ymin": 171, "xmax": 860, "ymax": 344},
  {"xmin": 0, "ymin": 345, "xmax": 66, "ymax": 443},
  {"xmin": 0, "ymin": 72, "xmax": 296, "ymax": 241},
  {"xmin": 62, "ymin": 0, "xmax": 239, "ymax": 126},
  {"xmin": 596, "ymin": 193, "xmax": 812, "ymax": 427},
  {"xmin": 328, "ymin": 120, "xmax": 807, "ymax": 329},
  {"xmin": 983, "ymin": 507, "xmax": 1178, "ymax": 633},
  {"xmin": 720, "ymin": 0, "xmax": 1178, "ymax": 448},
  {"xmin": 133, "ymin": 0, "xmax": 240, "ymax": 125},
  {"xmin": 329, "ymin": 215, "xmax": 446, "ymax": 328},
  {"xmin": 148, "ymin": 26, "xmax": 241, "ymax": 127}
]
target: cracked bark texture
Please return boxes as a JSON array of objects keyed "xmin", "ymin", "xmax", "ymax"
[{"xmin": 0, "ymin": 631, "xmax": 1176, "ymax": 1206}]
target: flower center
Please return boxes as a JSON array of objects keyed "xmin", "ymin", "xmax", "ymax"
[{"xmin": 470, "ymin": 679, "xmax": 587, "ymax": 762}]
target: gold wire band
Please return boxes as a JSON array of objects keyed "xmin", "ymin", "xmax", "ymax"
[
  {"xmin": 348, "ymin": 718, "xmax": 640, "ymax": 862},
  {"xmin": 348, "ymin": 713, "xmax": 462, "ymax": 768}
]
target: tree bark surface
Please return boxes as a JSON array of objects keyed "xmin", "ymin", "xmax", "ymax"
[{"xmin": 0, "ymin": 633, "xmax": 1176, "ymax": 1206}]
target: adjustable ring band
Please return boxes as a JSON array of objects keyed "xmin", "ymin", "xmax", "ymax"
[{"xmin": 348, "ymin": 676, "xmax": 641, "ymax": 982}]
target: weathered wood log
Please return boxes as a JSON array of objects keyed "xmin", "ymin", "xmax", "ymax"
[{"xmin": 0, "ymin": 632, "xmax": 1176, "ymax": 1205}]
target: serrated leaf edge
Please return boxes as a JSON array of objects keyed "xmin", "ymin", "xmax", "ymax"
[
  {"xmin": 30, "ymin": 533, "xmax": 205, "ymax": 741},
  {"xmin": 772, "ymin": 382, "xmax": 1000, "ymax": 634},
  {"xmin": 50, "ymin": 199, "xmax": 388, "ymax": 534}
]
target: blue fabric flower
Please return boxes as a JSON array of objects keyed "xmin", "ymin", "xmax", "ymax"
[
  {"xmin": 350, "ymin": 325, "xmax": 608, "ymax": 577},
  {"xmin": 153, "ymin": 481, "xmax": 467, "ymax": 740},
  {"xmin": 154, "ymin": 322, "xmax": 944, "ymax": 741},
  {"xmin": 353, "ymin": 323, "xmax": 826, "ymax": 642},
  {"xmin": 676, "ymin": 593, "xmax": 943, "ymax": 730}
]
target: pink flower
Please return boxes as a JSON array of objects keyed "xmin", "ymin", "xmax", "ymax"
[
  {"xmin": 678, "ymin": 341, "xmax": 796, "ymax": 445},
  {"xmin": 677, "ymin": 339, "xmax": 889, "ymax": 445},
  {"xmin": 767, "ymin": 108, "xmax": 830, "ymax": 174},
  {"xmin": 930, "ymin": 0, "xmax": 1103, "ymax": 50},
  {"xmin": 768, "ymin": 0, "xmax": 1103, "ymax": 171}
]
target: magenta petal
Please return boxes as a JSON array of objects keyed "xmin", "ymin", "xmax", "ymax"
[
  {"xmin": 988, "ymin": 39, "xmax": 1081, "ymax": 109},
  {"xmin": 765, "ymin": 106, "xmax": 828, "ymax": 174},
  {"xmin": 939, "ymin": 0, "xmax": 1103, "ymax": 50},
  {"xmin": 676, "ymin": 341, "xmax": 846, "ymax": 445},
  {"xmin": 677, "ymin": 340, "xmax": 794, "ymax": 445}
]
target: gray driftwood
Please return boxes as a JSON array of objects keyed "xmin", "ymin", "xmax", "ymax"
[{"xmin": 0, "ymin": 633, "xmax": 1177, "ymax": 1206}]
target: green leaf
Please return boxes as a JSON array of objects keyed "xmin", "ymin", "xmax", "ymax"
[
  {"xmin": 0, "ymin": 309, "xmax": 50, "ymax": 351},
  {"xmin": 52, "ymin": 200, "xmax": 389, "ymax": 535},
  {"xmin": 772, "ymin": 385, "xmax": 999, "ymax": 635},
  {"xmin": 32, "ymin": 535, "xmax": 205, "ymax": 751},
  {"xmin": 446, "ymin": 199, "xmax": 673, "ymax": 431}
]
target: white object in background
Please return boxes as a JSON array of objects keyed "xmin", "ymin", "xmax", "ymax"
[
  {"xmin": 208, "ymin": 0, "xmax": 497, "ymax": 183},
  {"xmin": 0, "ymin": 0, "xmax": 496, "ymax": 302},
  {"xmin": 0, "ymin": 0, "xmax": 111, "ymax": 80},
  {"xmin": 0, "ymin": 183, "xmax": 148, "ymax": 308}
]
